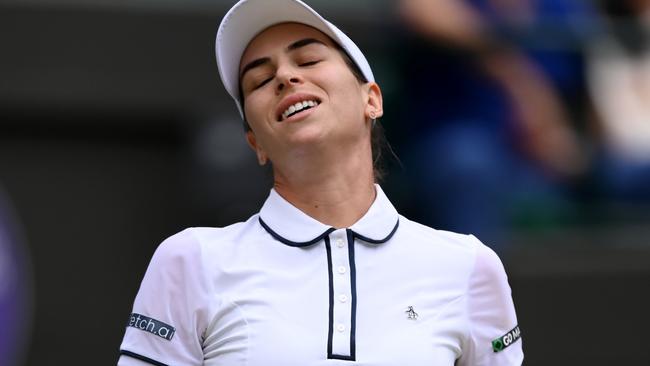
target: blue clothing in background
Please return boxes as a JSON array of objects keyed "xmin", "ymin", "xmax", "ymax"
[{"xmin": 396, "ymin": 0, "xmax": 595, "ymax": 248}]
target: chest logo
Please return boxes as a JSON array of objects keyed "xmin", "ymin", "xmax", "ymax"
[{"xmin": 405, "ymin": 306, "xmax": 418, "ymax": 320}]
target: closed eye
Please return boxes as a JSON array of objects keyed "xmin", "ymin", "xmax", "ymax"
[
  {"xmin": 299, "ymin": 60, "xmax": 320, "ymax": 67},
  {"xmin": 255, "ymin": 76, "xmax": 273, "ymax": 90}
]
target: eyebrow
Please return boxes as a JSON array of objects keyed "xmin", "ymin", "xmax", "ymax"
[
  {"xmin": 287, "ymin": 37, "xmax": 326, "ymax": 51},
  {"xmin": 239, "ymin": 38, "xmax": 327, "ymax": 81},
  {"xmin": 240, "ymin": 57, "xmax": 271, "ymax": 82}
]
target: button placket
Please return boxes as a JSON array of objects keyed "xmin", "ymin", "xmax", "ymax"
[{"xmin": 328, "ymin": 229, "xmax": 353, "ymax": 358}]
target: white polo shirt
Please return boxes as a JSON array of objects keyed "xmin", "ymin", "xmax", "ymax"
[{"xmin": 118, "ymin": 185, "xmax": 523, "ymax": 366}]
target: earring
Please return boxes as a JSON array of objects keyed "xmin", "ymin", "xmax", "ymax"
[
  {"xmin": 369, "ymin": 110, "xmax": 377, "ymax": 119},
  {"xmin": 257, "ymin": 152, "xmax": 267, "ymax": 166}
]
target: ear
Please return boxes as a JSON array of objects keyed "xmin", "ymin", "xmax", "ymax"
[
  {"xmin": 245, "ymin": 130, "xmax": 268, "ymax": 166},
  {"xmin": 364, "ymin": 82, "xmax": 384, "ymax": 120}
]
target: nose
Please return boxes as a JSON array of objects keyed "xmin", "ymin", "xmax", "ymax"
[{"xmin": 275, "ymin": 65, "xmax": 302, "ymax": 94}]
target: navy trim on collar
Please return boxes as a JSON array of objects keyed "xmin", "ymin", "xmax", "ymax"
[
  {"xmin": 259, "ymin": 218, "xmax": 336, "ymax": 247},
  {"xmin": 258, "ymin": 185, "xmax": 400, "ymax": 247},
  {"xmin": 260, "ymin": 217, "xmax": 399, "ymax": 247},
  {"xmin": 351, "ymin": 219, "xmax": 399, "ymax": 244}
]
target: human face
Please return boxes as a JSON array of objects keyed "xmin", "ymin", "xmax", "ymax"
[{"xmin": 239, "ymin": 23, "xmax": 380, "ymax": 166}]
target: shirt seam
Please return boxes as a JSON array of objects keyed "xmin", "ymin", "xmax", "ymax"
[
  {"xmin": 463, "ymin": 236, "xmax": 486, "ymax": 365},
  {"xmin": 187, "ymin": 228, "xmax": 234, "ymax": 362},
  {"xmin": 228, "ymin": 300, "xmax": 251, "ymax": 366},
  {"xmin": 187, "ymin": 228, "xmax": 250, "ymax": 366}
]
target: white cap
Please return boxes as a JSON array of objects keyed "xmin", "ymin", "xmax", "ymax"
[{"xmin": 215, "ymin": 0, "xmax": 375, "ymax": 119}]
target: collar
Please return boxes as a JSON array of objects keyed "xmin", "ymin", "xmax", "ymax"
[{"xmin": 259, "ymin": 184, "xmax": 399, "ymax": 247}]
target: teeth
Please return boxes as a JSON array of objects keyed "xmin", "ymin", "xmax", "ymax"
[{"xmin": 281, "ymin": 99, "xmax": 319, "ymax": 120}]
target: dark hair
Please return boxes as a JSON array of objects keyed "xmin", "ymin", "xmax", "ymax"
[
  {"xmin": 332, "ymin": 45, "xmax": 389, "ymax": 182},
  {"xmin": 239, "ymin": 42, "xmax": 389, "ymax": 182}
]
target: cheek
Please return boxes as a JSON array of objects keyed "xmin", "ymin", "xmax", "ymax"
[
  {"xmin": 243, "ymin": 95, "xmax": 278, "ymax": 151},
  {"xmin": 244, "ymin": 94, "xmax": 272, "ymax": 125},
  {"xmin": 327, "ymin": 78, "xmax": 365, "ymax": 117}
]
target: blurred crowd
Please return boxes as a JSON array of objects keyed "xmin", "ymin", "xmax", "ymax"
[{"xmin": 390, "ymin": 0, "xmax": 650, "ymax": 249}]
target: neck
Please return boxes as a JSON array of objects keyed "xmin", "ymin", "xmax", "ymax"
[{"xmin": 272, "ymin": 143, "xmax": 376, "ymax": 228}]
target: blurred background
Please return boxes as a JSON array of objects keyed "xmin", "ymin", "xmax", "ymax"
[{"xmin": 0, "ymin": 0, "xmax": 649, "ymax": 364}]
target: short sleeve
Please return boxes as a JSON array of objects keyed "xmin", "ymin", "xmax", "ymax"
[
  {"xmin": 457, "ymin": 237, "xmax": 524, "ymax": 366},
  {"xmin": 118, "ymin": 229, "xmax": 215, "ymax": 366}
]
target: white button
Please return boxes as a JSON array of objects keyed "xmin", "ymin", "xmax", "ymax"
[
  {"xmin": 338, "ymin": 294, "xmax": 348, "ymax": 303},
  {"xmin": 336, "ymin": 238, "xmax": 345, "ymax": 248},
  {"xmin": 337, "ymin": 324, "xmax": 346, "ymax": 332},
  {"xmin": 337, "ymin": 266, "xmax": 347, "ymax": 274}
]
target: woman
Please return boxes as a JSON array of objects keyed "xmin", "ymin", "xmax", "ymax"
[{"xmin": 118, "ymin": 0, "xmax": 523, "ymax": 365}]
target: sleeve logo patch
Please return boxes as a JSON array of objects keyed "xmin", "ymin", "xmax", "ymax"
[
  {"xmin": 127, "ymin": 313, "xmax": 176, "ymax": 341},
  {"xmin": 492, "ymin": 325, "xmax": 521, "ymax": 353}
]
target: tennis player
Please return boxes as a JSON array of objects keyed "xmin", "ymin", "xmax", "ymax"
[{"xmin": 117, "ymin": 0, "xmax": 523, "ymax": 365}]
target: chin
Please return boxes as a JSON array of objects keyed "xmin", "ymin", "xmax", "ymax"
[{"xmin": 284, "ymin": 123, "xmax": 329, "ymax": 145}]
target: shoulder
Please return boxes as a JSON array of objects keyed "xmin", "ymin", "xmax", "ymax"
[
  {"xmin": 395, "ymin": 216, "xmax": 512, "ymax": 287},
  {"xmin": 399, "ymin": 217, "xmax": 510, "ymax": 289},
  {"xmin": 397, "ymin": 215, "xmax": 481, "ymax": 258},
  {"xmin": 135, "ymin": 217, "xmax": 261, "ymax": 303},
  {"xmin": 393, "ymin": 216, "xmax": 495, "ymax": 284},
  {"xmin": 469, "ymin": 238, "xmax": 508, "ymax": 285},
  {"xmin": 186, "ymin": 216, "xmax": 258, "ymax": 246},
  {"xmin": 148, "ymin": 216, "xmax": 259, "ymax": 273}
]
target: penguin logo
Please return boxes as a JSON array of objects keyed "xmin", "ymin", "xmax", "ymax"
[{"xmin": 405, "ymin": 306, "xmax": 418, "ymax": 320}]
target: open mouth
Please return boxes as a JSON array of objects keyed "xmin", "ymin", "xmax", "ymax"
[{"xmin": 278, "ymin": 99, "xmax": 320, "ymax": 122}]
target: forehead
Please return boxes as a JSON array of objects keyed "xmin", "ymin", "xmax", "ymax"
[{"xmin": 240, "ymin": 22, "xmax": 335, "ymax": 71}]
